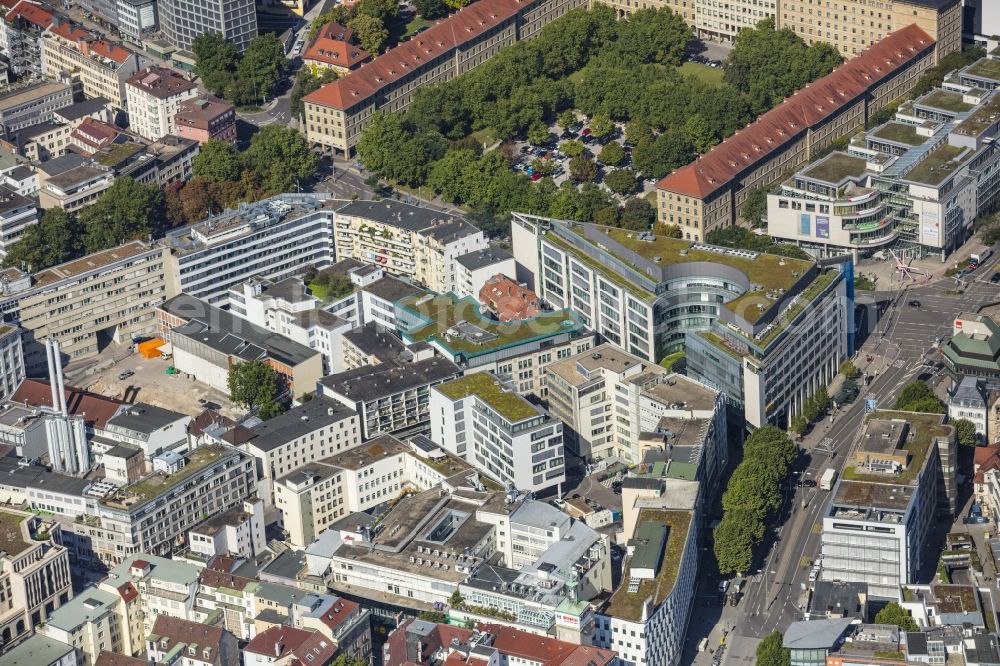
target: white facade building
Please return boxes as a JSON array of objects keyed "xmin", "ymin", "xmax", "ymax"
[
  {"xmin": 124, "ymin": 66, "xmax": 199, "ymax": 140},
  {"xmin": 188, "ymin": 498, "xmax": 266, "ymax": 560},
  {"xmin": 454, "ymin": 248, "xmax": 516, "ymax": 301},
  {"xmin": 430, "ymin": 373, "xmax": 565, "ymax": 494}
]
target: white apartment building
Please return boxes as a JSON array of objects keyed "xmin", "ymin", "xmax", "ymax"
[
  {"xmin": 0, "ymin": 185, "xmax": 37, "ymax": 258},
  {"xmin": 512, "ymin": 214, "xmax": 853, "ymax": 428},
  {"xmin": 950, "ymin": 376, "xmax": 989, "ymax": 442},
  {"xmin": 101, "ymin": 402, "xmax": 190, "ymax": 458},
  {"xmin": 454, "ymin": 248, "xmax": 516, "ymax": 301},
  {"xmin": 0, "ymin": 511, "xmax": 72, "ymax": 647},
  {"xmin": 161, "ymin": 194, "xmax": 337, "ymax": 306},
  {"xmin": 124, "ymin": 66, "xmax": 199, "ymax": 140},
  {"xmin": 821, "ymin": 413, "xmax": 957, "ymax": 598},
  {"xmin": 38, "ymin": 587, "xmax": 124, "ymax": 663},
  {"xmin": 274, "ymin": 435, "xmax": 473, "ymax": 548},
  {"xmin": 333, "ymin": 200, "xmax": 488, "ymax": 293},
  {"xmin": 188, "ymin": 498, "xmax": 266, "ymax": 560},
  {"xmin": 430, "ymin": 373, "xmax": 565, "ymax": 494},
  {"xmin": 229, "ymin": 276, "xmax": 353, "ymax": 374},
  {"xmin": 238, "ymin": 397, "xmax": 361, "ymax": 506}
]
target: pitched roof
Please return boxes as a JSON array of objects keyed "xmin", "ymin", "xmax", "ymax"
[
  {"xmin": 484, "ymin": 624, "xmax": 616, "ymax": 665},
  {"xmin": 479, "ymin": 274, "xmax": 542, "ymax": 322},
  {"xmin": 304, "ymin": 0, "xmax": 534, "ymax": 110},
  {"xmin": 5, "ymin": 0, "xmax": 54, "ymax": 30},
  {"xmin": 656, "ymin": 24, "xmax": 935, "ymax": 199},
  {"xmin": 95, "ymin": 652, "xmax": 148, "ymax": 666},
  {"xmin": 245, "ymin": 626, "xmax": 336, "ymax": 663},
  {"xmin": 11, "ymin": 378, "xmax": 125, "ymax": 429},
  {"xmin": 304, "ymin": 23, "xmax": 370, "ymax": 70},
  {"xmin": 126, "ymin": 66, "xmax": 197, "ymax": 98},
  {"xmin": 150, "ymin": 615, "xmax": 229, "ymax": 666}
]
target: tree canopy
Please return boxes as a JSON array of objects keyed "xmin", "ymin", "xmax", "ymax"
[
  {"xmin": 79, "ymin": 178, "xmax": 165, "ymax": 253},
  {"xmin": 2, "ymin": 208, "xmax": 83, "ymax": 271},
  {"xmin": 228, "ymin": 359, "xmax": 281, "ymax": 414},
  {"xmin": 875, "ymin": 602, "xmax": 919, "ymax": 632},
  {"xmin": 714, "ymin": 425, "xmax": 798, "ymax": 575},
  {"xmin": 243, "ymin": 125, "xmax": 319, "ymax": 193},
  {"xmin": 893, "ymin": 381, "xmax": 945, "ymax": 414},
  {"xmin": 193, "ymin": 139, "xmax": 242, "ymax": 182},
  {"xmin": 756, "ymin": 632, "xmax": 790, "ymax": 666},
  {"xmin": 705, "ymin": 225, "xmax": 811, "ymax": 260},
  {"xmin": 194, "ymin": 33, "xmax": 285, "ymax": 106},
  {"xmin": 953, "ymin": 418, "xmax": 978, "ymax": 448}
]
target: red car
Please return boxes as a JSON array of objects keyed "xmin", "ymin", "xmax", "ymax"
[
  {"xmin": 581, "ymin": 127, "xmax": 592, "ymax": 136},
  {"xmin": 531, "ymin": 173, "xmax": 543, "ymax": 181}
]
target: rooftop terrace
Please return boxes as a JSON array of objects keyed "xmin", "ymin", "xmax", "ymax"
[
  {"xmin": 919, "ymin": 89, "xmax": 974, "ymax": 114},
  {"xmin": 965, "ymin": 58, "xmax": 1000, "ymax": 83},
  {"xmin": 871, "ymin": 122, "xmax": 925, "ymax": 146},
  {"xmin": 802, "ymin": 152, "xmax": 868, "ymax": 184},
  {"xmin": 399, "ymin": 293, "xmax": 582, "ymax": 357},
  {"xmin": 435, "ymin": 373, "xmax": 539, "ymax": 422},
  {"xmin": 905, "ymin": 144, "xmax": 972, "ymax": 186},
  {"xmin": 0, "ymin": 511, "xmax": 28, "ymax": 556},
  {"xmin": 841, "ymin": 411, "xmax": 949, "ymax": 485},
  {"xmin": 955, "ymin": 93, "xmax": 1000, "ymax": 137},
  {"xmin": 605, "ymin": 509, "xmax": 690, "ymax": 622},
  {"xmin": 103, "ymin": 445, "xmax": 232, "ymax": 508}
]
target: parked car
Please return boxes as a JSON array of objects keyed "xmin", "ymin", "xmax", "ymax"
[
  {"xmin": 908, "ymin": 300, "xmax": 921, "ymax": 307},
  {"xmin": 531, "ymin": 173, "xmax": 543, "ymax": 181},
  {"xmin": 118, "ymin": 370, "xmax": 134, "ymax": 381},
  {"xmin": 991, "ymin": 272, "xmax": 1000, "ymax": 283},
  {"xmin": 808, "ymin": 570, "xmax": 819, "ymax": 583}
]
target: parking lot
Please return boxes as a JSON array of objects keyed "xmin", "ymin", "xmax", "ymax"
[{"xmin": 64, "ymin": 341, "xmax": 242, "ymax": 420}]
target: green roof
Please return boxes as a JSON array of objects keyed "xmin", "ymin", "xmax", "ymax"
[
  {"xmin": 965, "ymin": 58, "xmax": 1000, "ymax": 83},
  {"xmin": 545, "ymin": 230, "xmax": 653, "ymax": 299},
  {"xmin": 435, "ymin": 373, "xmax": 539, "ymax": 422},
  {"xmin": 905, "ymin": 144, "xmax": 971, "ymax": 186},
  {"xmin": 918, "ymin": 89, "xmax": 973, "ymax": 113},
  {"xmin": 0, "ymin": 511, "xmax": 29, "ymax": 556},
  {"xmin": 871, "ymin": 122, "xmax": 925, "ymax": 146},
  {"xmin": 801, "ymin": 152, "xmax": 868, "ymax": 184},
  {"xmin": 606, "ymin": 509, "xmax": 691, "ymax": 622},
  {"xmin": 942, "ymin": 319, "xmax": 1000, "ymax": 370},
  {"xmin": 94, "ymin": 142, "xmax": 144, "ymax": 167},
  {"xmin": 630, "ymin": 521, "xmax": 667, "ymax": 572},
  {"xmin": 399, "ymin": 292, "xmax": 583, "ymax": 357},
  {"xmin": 105, "ymin": 445, "xmax": 231, "ymax": 506},
  {"xmin": 841, "ymin": 410, "xmax": 950, "ymax": 485},
  {"xmin": 955, "ymin": 94, "xmax": 1000, "ymax": 137}
]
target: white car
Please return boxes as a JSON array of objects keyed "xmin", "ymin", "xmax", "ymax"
[{"xmin": 808, "ymin": 570, "xmax": 819, "ymax": 583}]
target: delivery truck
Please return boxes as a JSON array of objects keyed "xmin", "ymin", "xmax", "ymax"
[{"xmin": 820, "ymin": 468, "xmax": 837, "ymax": 491}]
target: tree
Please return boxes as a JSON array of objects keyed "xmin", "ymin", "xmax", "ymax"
[
  {"xmin": 416, "ymin": 610, "xmax": 446, "ymax": 623},
  {"xmin": 331, "ymin": 656, "xmax": 367, "ymax": 666},
  {"xmin": 705, "ymin": 225, "xmax": 812, "ymax": 260},
  {"xmin": 875, "ymin": 602, "xmax": 919, "ymax": 632},
  {"xmin": 558, "ymin": 109, "xmax": 577, "ymax": 130},
  {"xmin": 632, "ymin": 131, "xmax": 692, "ymax": 180},
  {"xmin": 569, "ymin": 155, "xmax": 597, "ymax": 182},
  {"xmin": 625, "ymin": 119, "xmax": 654, "ymax": 147},
  {"xmin": 589, "ymin": 114, "xmax": 614, "ymax": 140},
  {"xmin": 791, "ymin": 414, "xmax": 808, "ymax": 436},
  {"xmin": 358, "ymin": 0, "xmax": 399, "ymax": 21},
  {"xmin": 349, "ymin": 14, "xmax": 389, "ymax": 54},
  {"xmin": 559, "ymin": 139, "xmax": 586, "ymax": 157},
  {"xmin": 309, "ymin": 6, "xmax": 356, "ymax": 40},
  {"xmin": 243, "ymin": 125, "xmax": 319, "ymax": 193},
  {"xmin": 79, "ymin": 178, "xmax": 165, "ymax": 253},
  {"xmin": 894, "ymin": 381, "xmax": 945, "ymax": 414},
  {"xmin": 257, "ymin": 401, "xmax": 285, "ymax": 420},
  {"xmin": 227, "ymin": 359, "xmax": 280, "ymax": 412},
  {"xmin": 598, "ymin": 142, "xmax": 626, "ymax": 166},
  {"xmin": 291, "ymin": 68, "xmax": 339, "ymax": 119},
  {"xmin": 192, "ymin": 139, "xmax": 242, "ymax": 182},
  {"xmin": 193, "ymin": 33, "xmax": 238, "ymax": 98},
  {"xmin": 683, "ymin": 114, "xmax": 716, "ymax": 153},
  {"xmin": 3, "ymin": 208, "xmax": 84, "ymax": 271},
  {"xmin": 840, "ymin": 359, "xmax": 860, "ymax": 380},
  {"xmin": 756, "ymin": 632, "xmax": 790, "ymax": 666},
  {"xmin": 235, "ymin": 34, "xmax": 286, "ymax": 105},
  {"xmin": 622, "ymin": 197, "xmax": 654, "ymax": 230},
  {"xmin": 448, "ymin": 589, "xmax": 465, "ymax": 607},
  {"xmin": 713, "ymin": 509, "xmax": 758, "ymax": 575},
  {"xmin": 414, "ymin": 0, "xmax": 447, "ymax": 18},
  {"xmin": 954, "ymin": 418, "xmax": 978, "ymax": 448},
  {"xmin": 527, "ymin": 122, "xmax": 551, "ymax": 146},
  {"xmin": 741, "ymin": 187, "xmax": 768, "ymax": 228},
  {"xmin": 802, "ymin": 398, "xmax": 819, "ymax": 423},
  {"xmin": 604, "ymin": 169, "xmax": 637, "ymax": 195},
  {"xmin": 594, "ymin": 206, "xmax": 619, "ymax": 227}
]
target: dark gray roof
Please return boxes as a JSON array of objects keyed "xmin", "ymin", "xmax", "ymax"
[
  {"xmin": 362, "ymin": 275, "xmax": 423, "ymax": 303},
  {"xmin": 24, "ymin": 470, "xmax": 92, "ymax": 496},
  {"xmin": 261, "ymin": 549, "xmax": 307, "ymax": 583},
  {"xmin": 107, "ymin": 403, "xmax": 187, "ymax": 434},
  {"xmin": 343, "ymin": 322, "xmax": 404, "ymax": 363},
  {"xmin": 12, "ymin": 121, "xmax": 63, "ymax": 141},
  {"xmin": 330, "ymin": 511, "xmax": 376, "ymax": 532},
  {"xmin": 5, "ymin": 165, "xmax": 33, "ymax": 181},
  {"xmin": 36, "ymin": 153, "xmax": 88, "ymax": 177},
  {"xmin": 320, "ymin": 357, "xmax": 460, "ymax": 403},
  {"xmin": 105, "ymin": 445, "xmax": 142, "ymax": 459},
  {"xmin": 336, "ymin": 199, "xmax": 481, "ymax": 242},
  {"xmin": 808, "ymin": 581, "xmax": 867, "ymax": 620},
  {"xmin": 45, "ymin": 165, "xmax": 108, "ymax": 190},
  {"xmin": 0, "ymin": 185, "xmax": 31, "ymax": 215},
  {"xmin": 259, "ymin": 277, "xmax": 314, "ymax": 304},
  {"xmin": 456, "ymin": 247, "xmax": 512, "ymax": 271},
  {"xmin": 54, "ymin": 97, "xmax": 111, "ymax": 121},
  {"xmin": 621, "ymin": 477, "xmax": 664, "ymax": 491},
  {"xmin": 968, "ymin": 634, "xmax": 1000, "ymax": 664},
  {"xmin": 161, "ymin": 293, "xmax": 319, "ymax": 367},
  {"xmin": 906, "ymin": 632, "xmax": 928, "ymax": 656},
  {"xmin": 248, "ymin": 396, "xmax": 355, "ymax": 452}
]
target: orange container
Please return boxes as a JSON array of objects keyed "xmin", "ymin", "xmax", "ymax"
[{"xmin": 138, "ymin": 338, "xmax": 165, "ymax": 358}]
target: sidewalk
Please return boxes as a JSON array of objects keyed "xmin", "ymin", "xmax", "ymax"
[{"xmin": 855, "ymin": 235, "xmax": 989, "ymax": 289}]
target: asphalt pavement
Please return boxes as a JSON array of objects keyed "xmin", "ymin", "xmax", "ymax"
[{"xmin": 700, "ymin": 250, "xmax": 1000, "ymax": 666}]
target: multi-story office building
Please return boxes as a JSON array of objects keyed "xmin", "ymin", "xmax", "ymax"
[
  {"xmin": 656, "ymin": 25, "xmax": 935, "ymax": 236},
  {"xmin": 61, "ymin": 445, "xmax": 256, "ymax": 568},
  {"xmin": 236, "ymin": 397, "xmax": 361, "ymax": 506},
  {"xmin": 4, "ymin": 240, "xmax": 170, "ymax": 374},
  {"xmin": 302, "ymin": 0, "xmax": 588, "ymax": 155},
  {"xmin": 320, "ymin": 351, "xmax": 460, "ymax": 440},
  {"xmin": 174, "ymin": 97, "xmax": 237, "ymax": 145},
  {"xmin": 0, "ymin": 185, "xmax": 36, "ymax": 258},
  {"xmin": 40, "ymin": 23, "xmax": 143, "ymax": 109},
  {"xmin": 0, "ymin": 81, "xmax": 73, "ymax": 134},
  {"xmin": 777, "ymin": 0, "xmax": 961, "ymax": 60},
  {"xmin": 333, "ymin": 200, "xmax": 487, "ymax": 293},
  {"xmin": 161, "ymin": 194, "xmax": 337, "ymax": 306},
  {"xmin": 768, "ymin": 69, "xmax": 1000, "ymax": 260},
  {"xmin": 0, "ymin": 510, "xmax": 72, "ymax": 648},
  {"xmin": 821, "ymin": 412, "xmax": 956, "ymax": 598},
  {"xmin": 37, "ymin": 160, "xmax": 114, "ymax": 212},
  {"xmin": 0, "ymin": 326, "xmax": 23, "ymax": 403},
  {"xmin": 157, "ymin": 0, "xmax": 257, "ymax": 52},
  {"xmin": 512, "ymin": 214, "xmax": 852, "ymax": 428},
  {"xmin": 430, "ymin": 372, "xmax": 566, "ymax": 494},
  {"xmin": 115, "ymin": 0, "xmax": 159, "ymax": 43},
  {"xmin": 547, "ymin": 343, "xmax": 727, "ymax": 482},
  {"xmin": 454, "ymin": 248, "xmax": 516, "ymax": 301},
  {"xmin": 124, "ymin": 66, "xmax": 199, "ymax": 140},
  {"xmin": 394, "ymin": 290, "xmax": 593, "ymax": 396},
  {"xmin": 274, "ymin": 435, "xmax": 472, "ymax": 548}
]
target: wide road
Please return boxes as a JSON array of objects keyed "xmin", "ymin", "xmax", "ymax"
[{"xmin": 716, "ymin": 250, "xmax": 1000, "ymax": 666}]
